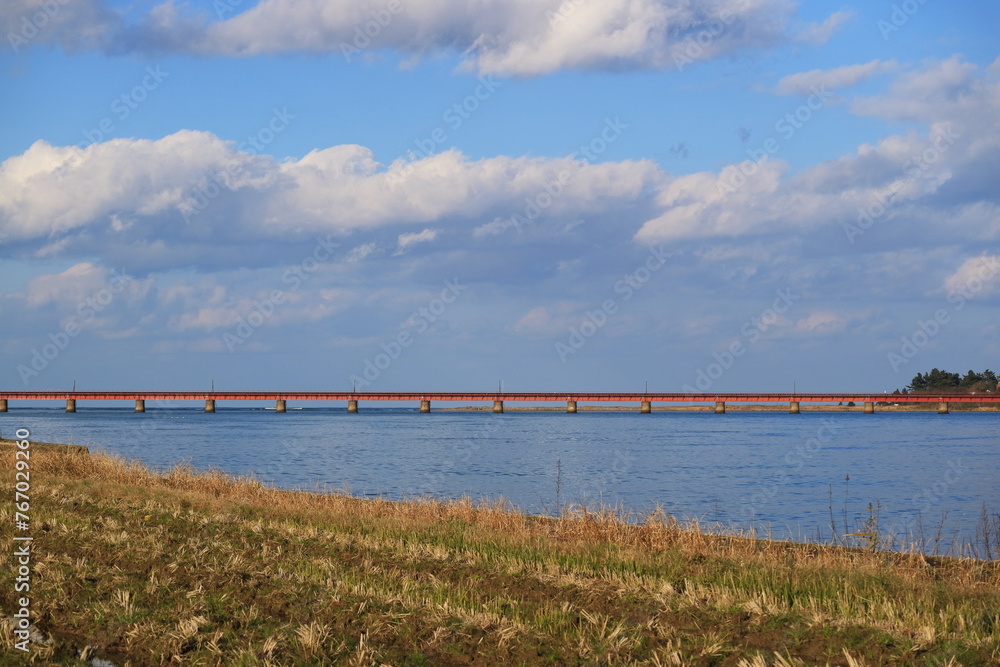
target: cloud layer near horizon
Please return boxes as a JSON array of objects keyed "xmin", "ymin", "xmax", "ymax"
[
  {"xmin": 3, "ymin": 58, "xmax": 997, "ymax": 270},
  {"xmin": 0, "ymin": 129, "xmax": 662, "ymax": 268},
  {"xmin": 2, "ymin": 54, "xmax": 998, "ymax": 388}
]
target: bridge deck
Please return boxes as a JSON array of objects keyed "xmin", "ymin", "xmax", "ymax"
[{"xmin": 1, "ymin": 391, "xmax": 996, "ymax": 403}]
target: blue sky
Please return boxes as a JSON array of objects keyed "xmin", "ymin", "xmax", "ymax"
[{"xmin": 1, "ymin": 0, "xmax": 997, "ymax": 396}]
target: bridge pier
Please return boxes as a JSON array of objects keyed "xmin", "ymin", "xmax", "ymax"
[
  {"xmin": 714, "ymin": 401, "xmax": 726, "ymax": 414},
  {"xmin": 66, "ymin": 398, "xmax": 76, "ymax": 413},
  {"xmin": 0, "ymin": 398, "xmax": 7, "ymax": 412},
  {"xmin": 493, "ymin": 400, "xmax": 504, "ymax": 414},
  {"xmin": 420, "ymin": 400, "xmax": 431, "ymax": 413},
  {"xmin": 348, "ymin": 399, "xmax": 359, "ymax": 414},
  {"xmin": 863, "ymin": 401, "xmax": 874, "ymax": 414},
  {"xmin": 641, "ymin": 400, "xmax": 651, "ymax": 414},
  {"xmin": 567, "ymin": 400, "xmax": 577, "ymax": 413},
  {"xmin": 205, "ymin": 399, "xmax": 216, "ymax": 413},
  {"xmin": 938, "ymin": 401, "xmax": 949, "ymax": 415},
  {"xmin": 789, "ymin": 401, "xmax": 800, "ymax": 414},
  {"xmin": 276, "ymin": 399, "xmax": 287, "ymax": 413},
  {"xmin": 135, "ymin": 399, "xmax": 145, "ymax": 413}
]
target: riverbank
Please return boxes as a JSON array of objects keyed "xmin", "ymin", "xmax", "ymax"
[{"xmin": 2, "ymin": 444, "xmax": 998, "ymax": 665}]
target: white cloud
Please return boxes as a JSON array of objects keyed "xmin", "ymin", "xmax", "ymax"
[
  {"xmin": 1, "ymin": 0, "xmax": 117, "ymax": 53},
  {"xmin": 202, "ymin": 0, "xmax": 845, "ymax": 76},
  {"xmin": 775, "ymin": 59, "xmax": 897, "ymax": 96},
  {"xmin": 635, "ymin": 58, "xmax": 1000, "ymax": 245},
  {"xmin": 346, "ymin": 243, "xmax": 378, "ymax": 262},
  {"xmin": 851, "ymin": 56, "xmax": 998, "ymax": 127},
  {"xmin": 633, "ymin": 129, "xmax": 955, "ymax": 243},
  {"xmin": 795, "ymin": 9, "xmax": 854, "ymax": 45},
  {"xmin": 472, "ymin": 218, "xmax": 514, "ymax": 238},
  {"xmin": 634, "ymin": 161, "xmax": 790, "ymax": 242},
  {"xmin": 511, "ymin": 306, "xmax": 559, "ymax": 337},
  {"xmin": 166, "ymin": 283, "xmax": 352, "ymax": 333},
  {"xmin": 942, "ymin": 255, "xmax": 1000, "ymax": 298},
  {"xmin": 0, "ymin": 132, "xmax": 662, "ymax": 269},
  {"xmin": 171, "ymin": 306, "xmax": 244, "ymax": 332},
  {"xmin": 194, "ymin": 0, "xmax": 800, "ymax": 75},
  {"xmin": 0, "ymin": 131, "xmax": 268, "ymax": 241},
  {"xmin": 4, "ymin": 61, "xmax": 997, "ymax": 307},
  {"xmin": 22, "ymin": 262, "xmax": 149, "ymax": 315},
  {"xmin": 13, "ymin": 262, "xmax": 152, "ymax": 343},
  {"xmin": 395, "ymin": 228, "xmax": 439, "ymax": 254},
  {"xmin": 24, "ymin": 262, "xmax": 109, "ymax": 308},
  {"xmin": 793, "ymin": 310, "xmax": 853, "ymax": 334},
  {"xmin": 510, "ymin": 302, "xmax": 583, "ymax": 337},
  {"xmin": 5, "ymin": 0, "xmax": 843, "ymax": 76}
]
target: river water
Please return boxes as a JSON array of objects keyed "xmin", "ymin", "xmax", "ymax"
[{"xmin": 5, "ymin": 408, "xmax": 998, "ymax": 555}]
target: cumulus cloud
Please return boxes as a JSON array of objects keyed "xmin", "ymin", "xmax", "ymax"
[
  {"xmin": 635, "ymin": 58, "xmax": 1000, "ymax": 245},
  {"xmin": 634, "ymin": 160, "xmax": 789, "ymax": 242},
  {"xmin": 633, "ymin": 127, "xmax": 959, "ymax": 243},
  {"xmin": 4, "ymin": 0, "xmax": 844, "ymax": 76},
  {"xmin": 0, "ymin": 131, "xmax": 662, "ymax": 270},
  {"xmin": 0, "ymin": 130, "xmax": 279, "ymax": 242}
]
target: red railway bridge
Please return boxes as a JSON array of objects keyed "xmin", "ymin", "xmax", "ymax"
[{"xmin": 0, "ymin": 391, "xmax": 996, "ymax": 414}]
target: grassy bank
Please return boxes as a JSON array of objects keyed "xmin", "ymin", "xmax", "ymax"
[{"xmin": 2, "ymin": 446, "xmax": 999, "ymax": 665}]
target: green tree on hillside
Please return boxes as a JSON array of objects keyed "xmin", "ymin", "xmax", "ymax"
[
  {"xmin": 904, "ymin": 368, "xmax": 997, "ymax": 393},
  {"xmin": 961, "ymin": 369, "xmax": 998, "ymax": 387},
  {"xmin": 908, "ymin": 368, "xmax": 959, "ymax": 390}
]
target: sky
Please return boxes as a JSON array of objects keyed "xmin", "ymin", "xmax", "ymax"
[{"xmin": 0, "ymin": 0, "xmax": 998, "ymax": 397}]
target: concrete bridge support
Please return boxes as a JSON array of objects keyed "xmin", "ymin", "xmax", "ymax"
[
  {"xmin": 347, "ymin": 400, "xmax": 359, "ymax": 413},
  {"xmin": 567, "ymin": 400, "xmax": 577, "ymax": 413},
  {"xmin": 493, "ymin": 400, "xmax": 504, "ymax": 414},
  {"xmin": 938, "ymin": 402, "xmax": 949, "ymax": 415},
  {"xmin": 205, "ymin": 399, "xmax": 216, "ymax": 413},
  {"xmin": 641, "ymin": 400, "xmax": 652, "ymax": 414},
  {"xmin": 420, "ymin": 400, "xmax": 431, "ymax": 413},
  {"xmin": 863, "ymin": 401, "xmax": 875, "ymax": 414},
  {"xmin": 790, "ymin": 401, "xmax": 800, "ymax": 414},
  {"xmin": 0, "ymin": 399, "xmax": 7, "ymax": 412},
  {"xmin": 276, "ymin": 399, "xmax": 287, "ymax": 413},
  {"xmin": 714, "ymin": 401, "xmax": 726, "ymax": 414},
  {"xmin": 135, "ymin": 399, "xmax": 145, "ymax": 413},
  {"xmin": 66, "ymin": 398, "xmax": 76, "ymax": 413}
]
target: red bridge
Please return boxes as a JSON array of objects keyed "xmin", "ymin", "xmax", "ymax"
[{"xmin": 0, "ymin": 391, "xmax": 996, "ymax": 414}]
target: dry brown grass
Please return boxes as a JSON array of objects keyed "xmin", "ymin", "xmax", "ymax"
[{"xmin": 2, "ymin": 446, "xmax": 998, "ymax": 665}]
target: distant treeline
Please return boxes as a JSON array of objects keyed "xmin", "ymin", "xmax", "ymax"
[{"xmin": 895, "ymin": 368, "xmax": 998, "ymax": 394}]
